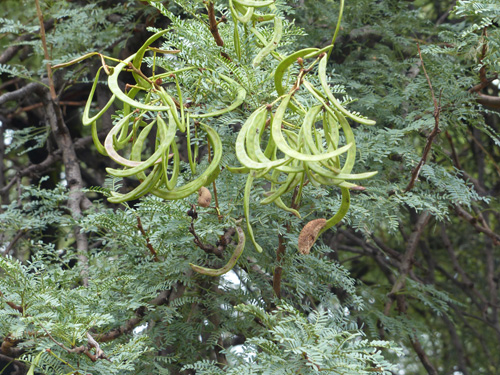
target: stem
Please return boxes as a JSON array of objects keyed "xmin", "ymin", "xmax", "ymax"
[
  {"xmin": 47, "ymin": 349, "xmax": 77, "ymax": 371},
  {"xmin": 206, "ymin": 0, "xmax": 232, "ymax": 61},
  {"xmin": 272, "ymin": 234, "xmax": 286, "ymax": 299},
  {"xmin": 405, "ymin": 43, "xmax": 441, "ymax": 192},
  {"xmin": 206, "ymin": 137, "xmax": 222, "ymax": 220},
  {"xmin": 327, "ymin": 0, "xmax": 344, "ymax": 61},
  {"xmin": 136, "ymin": 216, "xmax": 160, "ymax": 262},
  {"xmin": 272, "ymin": 186, "xmax": 301, "ymax": 298},
  {"xmin": 34, "ymin": 0, "xmax": 57, "ymax": 100}
]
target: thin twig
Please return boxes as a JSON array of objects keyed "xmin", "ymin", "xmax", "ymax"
[
  {"xmin": 410, "ymin": 338, "xmax": 439, "ymax": 375},
  {"xmin": 0, "ymin": 353, "xmax": 26, "ymax": 374},
  {"xmin": 206, "ymin": 1, "xmax": 231, "ymax": 61},
  {"xmin": 435, "ymin": 0, "xmax": 457, "ymax": 26},
  {"xmin": 0, "ymin": 78, "xmax": 21, "ymax": 91},
  {"xmin": 0, "ymin": 291, "xmax": 23, "ymax": 314},
  {"xmin": 454, "ymin": 204, "xmax": 500, "ymax": 245},
  {"xmin": 34, "ymin": 0, "xmax": 57, "ymax": 101},
  {"xmin": 405, "ymin": 44, "xmax": 442, "ymax": 192},
  {"xmin": 445, "ymin": 130, "xmax": 462, "ymax": 170},
  {"xmin": 0, "ymin": 19, "xmax": 55, "ymax": 65},
  {"xmin": 384, "ymin": 211, "xmax": 431, "ymax": 314},
  {"xmin": 0, "ymin": 133, "xmax": 98, "ymax": 197},
  {"xmin": 97, "ymin": 307, "xmax": 146, "ymax": 343},
  {"xmin": 126, "ymin": 62, "xmax": 157, "ymax": 88},
  {"xmin": 381, "ymin": 211, "xmax": 438, "ymax": 375},
  {"xmin": 466, "ymin": 128, "xmax": 500, "ymax": 176},
  {"xmin": 42, "ymin": 326, "xmax": 110, "ymax": 362},
  {"xmin": 206, "ymin": 138, "xmax": 222, "ymax": 220},
  {"xmin": 136, "ymin": 216, "xmax": 160, "ymax": 262},
  {"xmin": 2, "ymin": 229, "xmax": 28, "ymax": 256},
  {"xmin": 273, "ymin": 186, "xmax": 301, "ymax": 298},
  {"xmin": 41, "ymin": 326, "xmax": 75, "ymax": 353},
  {"xmin": 187, "ymin": 205, "xmax": 220, "ymax": 255},
  {"xmin": 273, "ymin": 234, "xmax": 286, "ymax": 299},
  {"xmin": 476, "ymin": 92, "xmax": 500, "ymax": 109},
  {"xmin": 7, "ymin": 101, "xmax": 87, "ymax": 118},
  {"xmin": 0, "ymin": 82, "xmax": 45, "ymax": 107}
]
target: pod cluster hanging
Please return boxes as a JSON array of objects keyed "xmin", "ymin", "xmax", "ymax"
[
  {"xmin": 80, "ymin": 30, "xmax": 246, "ymax": 205},
  {"xmin": 230, "ymin": 47, "xmax": 377, "ymax": 255}
]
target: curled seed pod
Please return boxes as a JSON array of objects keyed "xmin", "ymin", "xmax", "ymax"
[
  {"xmin": 298, "ymin": 218, "xmax": 327, "ymax": 255},
  {"xmin": 197, "ymin": 187, "xmax": 212, "ymax": 208}
]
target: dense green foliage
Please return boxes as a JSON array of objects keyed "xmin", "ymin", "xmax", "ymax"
[{"xmin": 0, "ymin": 1, "xmax": 499, "ymax": 374}]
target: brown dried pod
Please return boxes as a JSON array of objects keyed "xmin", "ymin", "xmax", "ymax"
[
  {"xmin": 298, "ymin": 218, "xmax": 327, "ymax": 255},
  {"xmin": 197, "ymin": 186, "xmax": 212, "ymax": 208}
]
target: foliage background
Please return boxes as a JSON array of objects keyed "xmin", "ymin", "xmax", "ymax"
[{"xmin": 0, "ymin": 0, "xmax": 499, "ymax": 374}]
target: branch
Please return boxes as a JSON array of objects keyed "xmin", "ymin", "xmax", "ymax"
[
  {"xmin": 384, "ymin": 211, "xmax": 431, "ymax": 313},
  {"xmin": 483, "ymin": 236, "xmax": 500, "ymax": 340},
  {"xmin": 42, "ymin": 94, "xmax": 91, "ymax": 284},
  {"xmin": 451, "ymin": 303, "xmax": 494, "ymax": 365},
  {"xmin": 0, "ymin": 291, "xmax": 23, "ymax": 314},
  {"xmin": 188, "ymin": 205, "xmax": 220, "ymax": 255},
  {"xmin": 136, "ymin": 216, "xmax": 160, "ymax": 262},
  {"xmin": 35, "ymin": 0, "xmax": 57, "ymax": 101},
  {"xmin": 0, "ymin": 19, "xmax": 55, "ymax": 65},
  {"xmin": 273, "ymin": 185, "xmax": 301, "ymax": 298},
  {"xmin": 0, "ymin": 82, "xmax": 45, "ymax": 107},
  {"xmin": 405, "ymin": 44, "xmax": 442, "ymax": 192},
  {"xmin": 467, "ymin": 128, "xmax": 500, "ymax": 176},
  {"xmin": 206, "ymin": 1, "xmax": 231, "ymax": 61},
  {"xmin": 187, "ymin": 205, "xmax": 237, "ymax": 257},
  {"xmin": 96, "ymin": 289, "xmax": 172, "ymax": 343},
  {"xmin": 435, "ymin": 0, "xmax": 457, "ymax": 26},
  {"xmin": 440, "ymin": 226, "xmax": 488, "ymax": 309},
  {"xmin": 7, "ymin": 100, "xmax": 87, "ymax": 118},
  {"xmin": 468, "ymin": 76, "xmax": 498, "ymax": 95},
  {"xmin": 441, "ymin": 313, "xmax": 470, "ymax": 374},
  {"xmin": 1, "ymin": 229, "xmax": 28, "ymax": 256},
  {"xmin": 454, "ymin": 204, "xmax": 500, "ymax": 245},
  {"xmin": 0, "ymin": 133, "xmax": 98, "ymax": 197},
  {"xmin": 475, "ymin": 92, "xmax": 500, "ymax": 110},
  {"xmin": 409, "ymin": 338, "xmax": 439, "ymax": 375},
  {"xmin": 381, "ymin": 211, "xmax": 438, "ymax": 375},
  {"xmin": 97, "ymin": 314, "xmax": 145, "ymax": 343},
  {"xmin": 272, "ymin": 234, "xmax": 286, "ymax": 299},
  {"xmin": 85, "ymin": 332, "xmax": 109, "ymax": 362},
  {"xmin": 43, "ymin": 327, "xmax": 110, "ymax": 362},
  {"xmin": 0, "ymin": 336, "xmax": 20, "ymax": 357},
  {"xmin": 0, "ymin": 353, "xmax": 26, "ymax": 374},
  {"xmin": 370, "ymin": 235, "xmax": 402, "ymax": 260}
]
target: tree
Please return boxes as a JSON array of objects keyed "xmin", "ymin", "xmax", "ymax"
[{"xmin": 0, "ymin": 0, "xmax": 499, "ymax": 374}]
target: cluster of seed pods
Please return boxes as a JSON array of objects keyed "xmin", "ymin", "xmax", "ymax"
[{"xmin": 70, "ymin": 0, "xmax": 376, "ymax": 275}]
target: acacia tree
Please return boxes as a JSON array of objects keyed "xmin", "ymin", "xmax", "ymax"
[{"xmin": 0, "ymin": 0, "xmax": 499, "ymax": 374}]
